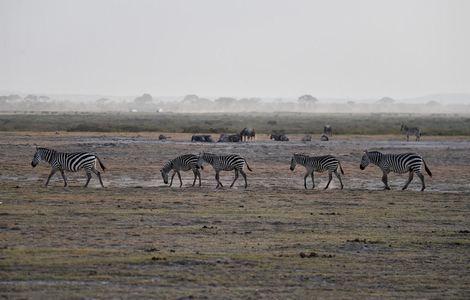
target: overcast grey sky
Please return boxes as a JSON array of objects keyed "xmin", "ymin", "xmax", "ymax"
[{"xmin": 1, "ymin": 0, "xmax": 469, "ymax": 99}]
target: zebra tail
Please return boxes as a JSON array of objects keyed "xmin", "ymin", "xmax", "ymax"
[
  {"xmin": 96, "ymin": 156, "xmax": 106, "ymax": 172},
  {"xmin": 244, "ymin": 159, "xmax": 253, "ymax": 172},
  {"xmin": 423, "ymin": 159, "xmax": 432, "ymax": 177},
  {"xmin": 339, "ymin": 162, "xmax": 345, "ymax": 175}
]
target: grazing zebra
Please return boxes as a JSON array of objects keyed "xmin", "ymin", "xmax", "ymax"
[
  {"xmin": 290, "ymin": 153, "xmax": 344, "ymax": 190},
  {"xmin": 359, "ymin": 150, "xmax": 432, "ymax": 191},
  {"xmin": 31, "ymin": 147, "xmax": 105, "ymax": 187},
  {"xmin": 160, "ymin": 154, "xmax": 203, "ymax": 187},
  {"xmin": 198, "ymin": 152, "xmax": 253, "ymax": 188},
  {"xmin": 240, "ymin": 128, "xmax": 256, "ymax": 141},
  {"xmin": 324, "ymin": 125, "xmax": 333, "ymax": 136},
  {"xmin": 400, "ymin": 124, "xmax": 421, "ymax": 141}
]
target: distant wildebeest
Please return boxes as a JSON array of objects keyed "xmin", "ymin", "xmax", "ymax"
[
  {"xmin": 191, "ymin": 135, "xmax": 214, "ymax": 143},
  {"xmin": 400, "ymin": 124, "xmax": 421, "ymax": 141},
  {"xmin": 290, "ymin": 153, "xmax": 344, "ymax": 190},
  {"xmin": 240, "ymin": 128, "xmax": 256, "ymax": 141},
  {"xmin": 324, "ymin": 125, "xmax": 333, "ymax": 136},
  {"xmin": 320, "ymin": 134, "xmax": 329, "ymax": 141},
  {"xmin": 301, "ymin": 134, "xmax": 312, "ymax": 142},
  {"xmin": 198, "ymin": 152, "xmax": 253, "ymax": 188},
  {"xmin": 360, "ymin": 150, "xmax": 432, "ymax": 191},
  {"xmin": 159, "ymin": 134, "xmax": 170, "ymax": 140},
  {"xmin": 218, "ymin": 133, "xmax": 241, "ymax": 143},
  {"xmin": 160, "ymin": 154, "xmax": 203, "ymax": 187},
  {"xmin": 270, "ymin": 133, "xmax": 289, "ymax": 141},
  {"xmin": 31, "ymin": 147, "xmax": 106, "ymax": 187}
]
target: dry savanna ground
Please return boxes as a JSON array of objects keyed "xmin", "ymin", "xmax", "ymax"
[{"xmin": 1, "ymin": 131, "xmax": 469, "ymax": 299}]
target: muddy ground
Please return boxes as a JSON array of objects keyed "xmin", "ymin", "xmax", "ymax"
[{"xmin": 1, "ymin": 132, "xmax": 469, "ymax": 299}]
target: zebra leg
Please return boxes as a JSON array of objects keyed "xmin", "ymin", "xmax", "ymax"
[
  {"xmin": 303, "ymin": 172, "xmax": 309, "ymax": 189},
  {"xmin": 191, "ymin": 169, "xmax": 197, "ymax": 187},
  {"xmin": 169, "ymin": 171, "xmax": 176, "ymax": 187},
  {"xmin": 60, "ymin": 170, "xmax": 68, "ymax": 187},
  {"xmin": 84, "ymin": 171, "xmax": 92, "ymax": 187},
  {"xmin": 382, "ymin": 172, "xmax": 391, "ymax": 190},
  {"xmin": 91, "ymin": 167, "xmax": 104, "ymax": 188},
  {"xmin": 215, "ymin": 170, "xmax": 223, "ymax": 188},
  {"xmin": 240, "ymin": 169, "xmax": 248, "ymax": 189},
  {"xmin": 176, "ymin": 171, "xmax": 183, "ymax": 188},
  {"xmin": 230, "ymin": 169, "xmax": 239, "ymax": 188},
  {"xmin": 334, "ymin": 171, "xmax": 344, "ymax": 190},
  {"xmin": 324, "ymin": 171, "xmax": 333, "ymax": 190},
  {"xmin": 310, "ymin": 171, "xmax": 315, "ymax": 189},
  {"xmin": 417, "ymin": 172, "xmax": 426, "ymax": 191},
  {"xmin": 402, "ymin": 171, "xmax": 414, "ymax": 190},
  {"xmin": 45, "ymin": 169, "xmax": 57, "ymax": 187},
  {"xmin": 197, "ymin": 169, "xmax": 202, "ymax": 187}
]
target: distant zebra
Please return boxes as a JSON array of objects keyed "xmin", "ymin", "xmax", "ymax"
[
  {"xmin": 290, "ymin": 153, "xmax": 344, "ymax": 190},
  {"xmin": 360, "ymin": 150, "xmax": 432, "ymax": 191},
  {"xmin": 160, "ymin": 154, "xmax": 203, "ymax": 187},
  {"xmin": 198, "ymin": 152, "xmax": 253, "ymax": 188},
  {"xmin": 31, "ymin": 147, "xmax": 105, "ymax": 187},
  {"xmin": 240, "ymin": 128, "xmax": 256, "ymax": 141},
  {"xmin": 270, "ymin": 133, "xmax": 289, "ymax": 141},
  {"xmin": 324, "ymin": 125, "xmax": 333, "ymax": 136},
  {"xmin": 400, "ymin": 124, "xmax": 421, "ymax": 141}
]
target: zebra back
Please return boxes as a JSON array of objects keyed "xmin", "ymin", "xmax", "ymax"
[{"xmin": 200, "ymin": 152, "xmax": 250, "ymax": 171}]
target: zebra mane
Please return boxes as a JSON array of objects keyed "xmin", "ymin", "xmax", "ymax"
[
  {"xmin": 161, "ymin": 160, "xmax": 173, "ymax": 172},
  {"xmin": 366, "ymin": 151, "xmax": 383, "ymax": 163}
]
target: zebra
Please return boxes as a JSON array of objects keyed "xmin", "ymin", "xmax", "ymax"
[
  {"xmin": 359, "ymin": 150, "xmax": 432, "ymax": 191},
  {"xmin": 197, "ymin": 152, "xmax": 253, "ymax": 188},
  {"xmin": 160, "ymin": 154, "xmax": 203, "ymax": 187},
  {"xmin": 31, "ymin": 147, "xmax": 106, "ymax": 187},
  {"xmin": 290, "ymin": 153, "xmax": 344, "ymax": 190},
  {"xmin": 240, "ymin": 128, "xmax": 256, "ymax": 141},
  {"xmin": 324, "ymin": 125, "xmax": 333, "ymax": 136},
  {"xmin": 400, "ymin": 124, "xmax": 421, "ymax": 141}
]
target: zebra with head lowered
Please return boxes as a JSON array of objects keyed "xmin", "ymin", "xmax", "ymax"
[
  {"xmin": 160, "ymin": 154, "xmax": 203, "ymax": 187},
  {"xmin": 290, "ymin": 153, "xmax": 344, "ymax": 190},
  {"xmin": 401, "ymin": 124, "xmax": 421, "ymax": 141},
  {"xmin": 360, "ymin": 150, "xmax": 432, "ymax": 191},
  {"xmin": 31, "ymin": 147, "xmax": 106, "ymax": 187},
  {"xmin": 198, "ymin": 152, "xmax": 252, "ymax": 188}
]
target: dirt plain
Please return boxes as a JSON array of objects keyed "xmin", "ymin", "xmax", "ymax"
[{"xmin": 1, "ymin": 131, "xmax": 469, "ymax": 299}]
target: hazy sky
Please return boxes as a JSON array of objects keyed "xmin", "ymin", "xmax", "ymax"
[{"xmin": 1, "ymin": 0, "xmax": 469, "ymax": 99}]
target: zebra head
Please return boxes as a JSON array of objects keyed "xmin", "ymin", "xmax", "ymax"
[
  {"xmin": 160, "ymin": 161, "xmax": 172, "ymax": 184},
  {"xmin": 31, "ymin": 147, "xmax": 48, "ymax": 168},
  {"xmin": 360, "ymin": 150, "xmax": 370, "ymax": 170},
  {"xmin": 290, "ymin": 154, "xmax": 298, "ymax": 171},
  {"xmin": 197, "ymin": 152, "xmax": 207, "ymax": 168}
]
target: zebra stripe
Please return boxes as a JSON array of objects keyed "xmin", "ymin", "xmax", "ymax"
[
  {"xmin": 198, "ymin": 152, "xmax": 252, "ymax": 188},
  {"xmin": 290, "ymin": 153, "xmax": 344, "ymax": 189},
  {"xmin": 360, "ymin": 150, "xmax": 432, "ymax": 191},
  {"xmin": 160, "ymin": 154, "xmax": 203, "ymax": 187},
  {"xmin": 31, "ymin": 147, "xmax": 105, "ymax": 187}
]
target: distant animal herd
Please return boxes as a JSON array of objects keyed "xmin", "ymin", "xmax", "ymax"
[{"xmin": 31, "ymin": 124, "xmax": 432, "ymax": 191}]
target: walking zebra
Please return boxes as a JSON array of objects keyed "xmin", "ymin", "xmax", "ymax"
[
  {"xmin": 31, "ymin": 147, "xmax": 106, "ymax": 187},
  {"xmin": 160, "ymin": 154, "xmax": 203, "ymax": 187},
  {"xmin": 401, "ymin": 124, "xmax": 421, "ymax": 141},
  {"xmin": 359, "ymin": 150, "xmax": 432, "ymax": 191},
  {"xmin": 197, "ymin": 152, "xmax": 252, "ymax": 188},
  {"xmin": 290, "ymin": 153, "xmax": 344, "ymax": 190}
]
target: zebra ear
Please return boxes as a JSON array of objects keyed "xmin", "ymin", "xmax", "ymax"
[{"xmin": 364, "ymin": 149, "xmax": 368, "ymax": 154}]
